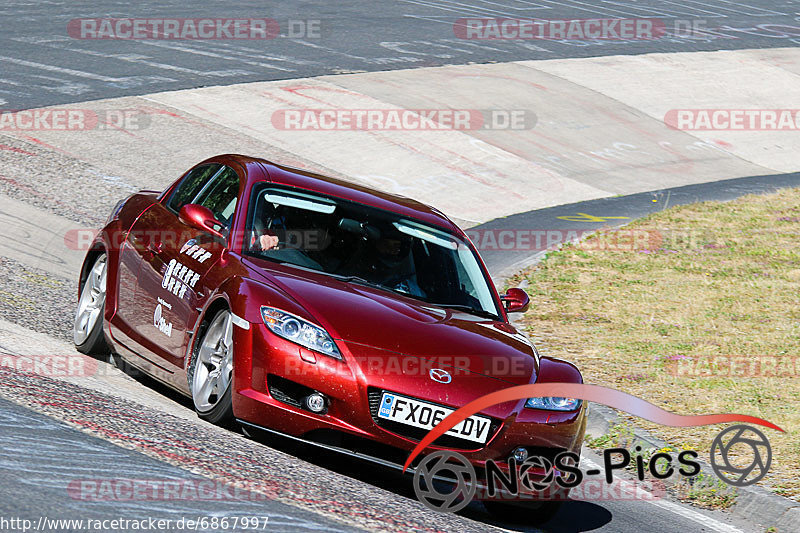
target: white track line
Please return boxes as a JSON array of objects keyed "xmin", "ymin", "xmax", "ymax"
[{"xmin": 582, "ymin": 457, "xmax": 742, "ymax": 533}]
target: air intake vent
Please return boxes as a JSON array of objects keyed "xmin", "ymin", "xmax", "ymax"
[{"xmin": 268, "ymin": 374, "xmax": 314, "ymax": 408}]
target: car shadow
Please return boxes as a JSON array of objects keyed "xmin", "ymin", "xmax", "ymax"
[
  {"xmin": 463, "ymin": 500, "xmax": 612, "ymax": 532},
  {"xmin": 107, "ymin": 353, "xmax": 191, "ymax": 404},
  {"xmin": 105, "ymin": 356, "xmax": 612, "ymax": 532},
  {"xmin": 243, "ymin": 425, "xmax": 613, "ymax": 532}
]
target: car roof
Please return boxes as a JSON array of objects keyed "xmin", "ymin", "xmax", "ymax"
[{"xmin": 221, "ymin": 154, "xmax": 460, "ymax": 233}]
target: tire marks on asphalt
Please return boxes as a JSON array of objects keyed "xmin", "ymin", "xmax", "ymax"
[
  {"xmin": 0, "ymin": 397, "xmax": 358, "ymax": 532},
  {"xmin": 2, "ymin": 1, "xmax": 800, "ymax": 110},
  {"xmin": 0, "ymin": 365, "xmax": 505, "ymax": 533},
  {"xmin": 0, "ymin": 257, "xmax": 74, "ymax": 342}
]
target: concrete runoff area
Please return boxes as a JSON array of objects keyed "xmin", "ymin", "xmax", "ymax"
[
  {"xmin": 2, "ymin": 0, "xmax": 800, "ymax": 111},
  {"xmin": 1, "ymin": 47, "xmax": 798, "ymax": 227}
]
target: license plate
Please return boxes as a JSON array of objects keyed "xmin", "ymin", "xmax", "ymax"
[{"xmin": 378, "ymin": 392, "xmax": 492, "ymax": 444}]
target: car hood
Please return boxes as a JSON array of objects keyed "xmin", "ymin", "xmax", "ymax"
[{"xmin": 248, "ymin": 260, "xmax": 537, "ymax": 385}]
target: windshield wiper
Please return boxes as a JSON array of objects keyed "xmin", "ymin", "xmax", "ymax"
[
  {"xmin": 433, "ymin": 303, "xmax": 499, "ymax": 320},
  {"xmin": 335, "ymin": 277, "xmax": 499, "ymax": 319},
  {"xmin": 297, "ymin": 271, "xmax": 497, "ymax": 319},
  {"xmin": 254, "ymin": 254, "xmax": 288, "ymax": 264},
  {"xmin": 331, "ymin": 274, "xmax": 389, "ymax": 291}
]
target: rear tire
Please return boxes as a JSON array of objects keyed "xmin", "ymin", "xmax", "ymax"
[
  {"xmin": 483, "ymin": 500, "xmax": 562, "ymax": 525},
  {"xmin": 187, "ymin": 309, "xmax": 234, "ymax": 425},
  {"xmin": 74, "ymin": 253, "xmax": 110, "ymax": 355}
]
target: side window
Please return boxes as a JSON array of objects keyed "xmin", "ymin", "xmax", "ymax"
[
  {"xmin": 194, "ymin": 166, "xmax": 240, "ymax": 227},
  {"xmin": 166, "ymin": 164, "xmax": 221, "ymax": 214}
]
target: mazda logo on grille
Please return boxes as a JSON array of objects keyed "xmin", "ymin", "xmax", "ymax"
[{"xmin": 429, "ymin": 368, "xmax": 452, "ymax": 384}]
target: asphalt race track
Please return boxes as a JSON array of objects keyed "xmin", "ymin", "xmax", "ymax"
[
  {"xmin": 2, "ymin": 0, "xmax": 800, "ymax": 109},
  {"xmin": 0, "ymin": 398, "xmax": 359, "ymax": 533},
  {"xmin": 1, "ymin": 1, "xmax": 799, "ymax": 532},
  {"xmin": 479, "ymin": 170, "xmax": 800, "ymax": 281}
]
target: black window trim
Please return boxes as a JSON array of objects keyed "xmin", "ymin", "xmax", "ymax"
[
  {"xmin": 189, "ymin": 166, "xmax": 229, "ymax": 207},
  {"xmin": 164, "ymin": 163, "xmax": 225, "ymax": 216}
]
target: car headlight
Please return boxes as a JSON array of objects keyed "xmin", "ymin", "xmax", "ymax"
[
  {"xmin": 260, "ymin": 306, "xmax": 341, "ymax": 359},
  {"xmin": 525, "ymin": 396, "xmax": 581, "ymax": 411}
]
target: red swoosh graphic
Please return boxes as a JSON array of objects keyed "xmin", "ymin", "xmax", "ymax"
[{"xmin": 402, "ymin": 383, "xmax": 784, "ymax": 472}]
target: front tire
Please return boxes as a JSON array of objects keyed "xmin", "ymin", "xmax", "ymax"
[
  {"xmin": 74, "ymin": 253, "xmax": 110, "ymax": 354},
  {"xmin": 187, "ymin": 309, "xmax": 234, "ymax": 425}
]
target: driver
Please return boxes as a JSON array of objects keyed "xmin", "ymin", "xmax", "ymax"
[
  {"xmin": 250, "ymin": 207, "xmax": 285, "ymax": 251},
  {"xmin": 366, "ymin": 235, "xmax": 424, "ymax": 297},
  {"xmin": 256, "ymin": 230, "xmax": 280, "ymax": 251}
]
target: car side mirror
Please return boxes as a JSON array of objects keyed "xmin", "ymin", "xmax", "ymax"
[
  {"xmin": 501, "ymin": 287, "xmax": 530, "ymax": 313},
  {"xmin": 179, "ymin": 204, "xmax": 226, "ymax": 240}
]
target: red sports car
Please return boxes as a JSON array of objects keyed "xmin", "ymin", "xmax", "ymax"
[{"xmin": 74, "ymin": 154, "xmax": 586, "ymax": 518}]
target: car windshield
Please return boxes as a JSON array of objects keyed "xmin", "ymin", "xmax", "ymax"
[{"xmin": 244, "ymin": 185, "xmax": 500, "ymax": 318}]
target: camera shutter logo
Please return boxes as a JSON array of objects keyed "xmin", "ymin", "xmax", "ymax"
[
  {"xmin": 519, "ymin": 455, "xmax": 556, "ymax": 492},
  {"xmin": 413, "ymin": 450, "xmax": 476, "ymax": 512},
  {"xmin": 710, "ymin": 425, "xmax": 771, "ymax": 487}
]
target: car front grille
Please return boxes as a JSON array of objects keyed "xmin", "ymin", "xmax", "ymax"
[{"xmin": 367, "ymin": 387, "xmax": 501, "ymax": 450}]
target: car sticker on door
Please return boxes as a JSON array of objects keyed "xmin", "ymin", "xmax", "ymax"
[
  {"xmin": 153, "ymin": 298, "xmax": 174, "ymax": 337},
  {"xmin": 179, "ymin": 239, "xmax": 213, "ymax": 263},
  {"xmin": 162, "ymin": 258, "xmax": 199, "ymax": 299}
]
